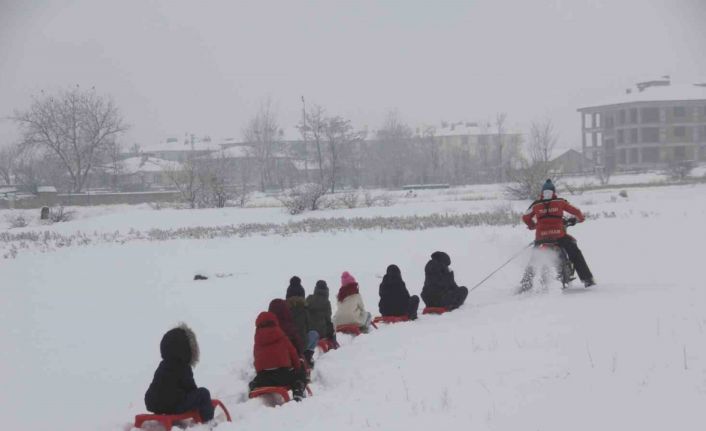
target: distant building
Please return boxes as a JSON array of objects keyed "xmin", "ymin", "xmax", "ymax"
[
  {"xmin": 416, "ymin": 122, "xmax": 524, "ymax": 182},
  {"xmin": 578, "ymin": 79, "xmax": 706, "ymax": 170},
  {"xmin": 141, "ymin": 136, "xmax": 223, "ymax": 162},
  {"xmin": 551, "ymin": 149, "xmax": 594, "ymax": 174}
]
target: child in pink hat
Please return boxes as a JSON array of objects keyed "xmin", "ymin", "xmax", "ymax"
[{"xmin": 333, "ymin": 271, "xmax": 373, "ymax": 333}]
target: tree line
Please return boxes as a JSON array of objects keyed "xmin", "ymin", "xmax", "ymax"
[{"xmin": 1, "ymin": 87, "xmax": 564, "ymax": 205}]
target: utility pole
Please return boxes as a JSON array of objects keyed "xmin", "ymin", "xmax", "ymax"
[{"xmin": 301, "ymin": 96, "xmax": 309, "ymax": 182}]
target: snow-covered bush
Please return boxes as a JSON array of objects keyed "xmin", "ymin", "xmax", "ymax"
[
  {"xmin": 277, "ymin": 183, "xmax": 328, "ymax": 215},
  {"xmin": 5, "ymin": 213, "xmax": 28, "ymax": 229},
  {"xmin": 337, "ymin": 190, "xmax": 360, "ymax": 209},
  {"xmin": 49, "ymin": 206, "xmax": 74, "ymax": 223},
  {"xmin": 363, "ymin": 190, "xmax": 396, "ymax": 207},
  {"xmin": 506, "ymin": 162, "xmax": 558, "ymax": 199},
  {"xmin": 663, "ymin": 160, "xmax": 694, "ymax": 182}
]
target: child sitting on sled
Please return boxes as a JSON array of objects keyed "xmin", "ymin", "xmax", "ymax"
[
  {"xmin": 249, "ymin": 311, "xmax": 308, "ymax": 401},
  {"xmin": 378, "ymin": 264, "xmax": 420, "ymax": 320},
  {"xmin": 286, "ymin": 276, "xmax": 320, "ymax": 367},
  {"xmin": 333, "ymin": 271, "xmax": 373, "ymax": 333},
  {"xmin": 306, "ymin": 280, "xmax": 339, "ymax": 350},
  {"xmin": 144, "ymin": 323, "xmax": 215, "ymax": 422}
]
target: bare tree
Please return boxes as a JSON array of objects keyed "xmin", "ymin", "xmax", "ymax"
[
  {"xmin": 495, "ymin": 112, "xmax": 507, "ymax": 182},
  {"xmin": 198, "ymin": 151, "xmax": 231, "ymax": 208},
  {"xmin": 13, "ymin": 147, "xmax": 67, "ymax": 190},
  {"xmin": 421, "ymin": 126, "xmax": 439, "ymax": 184},
  {"xmin": 323, "ymin": 116, "xmax": 363, "ymax": 192},
  {"xmin": 506, "ymin": 120, "xmax": 559, "ymax": 199},
  {"xmin": 164, "ymin": 142, "xmax": 202, "ymax": 208},
  {"xmin": 376, "ymin": 111, "xmax": 414, "ymax": 187},
  {"xmin": 298, "ymin": 104, "xmax": 326, "ymax": 186},
  {"xmin": 243, "ymin": 100, "xmax": 283, "ymax": 192},
  {"xmin": 528, "ymin": 120, "xmax": 557, "ymax": 166},
  {"xmin": 663, "ymin": 159, "xmax": 694, "ymax": 182},
  {"xmin": 12, "ymin": 86, "xmax": 127, "ymax": 192},
  {"xmin": 106, "ymin": 141, "xmax": 123, "ymax": 190},
  {"xmin": 0, "ymin": 144, "xmax": 20, "ymax": 185}
]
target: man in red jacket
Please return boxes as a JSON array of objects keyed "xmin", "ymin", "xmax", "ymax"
[
  {"xmin": 522, "ymin": 179, "xmax": 595, "ymax": 287},
  {"xmin": 249, "ymin": 311, "xmax": 307, "ymax": 400}
]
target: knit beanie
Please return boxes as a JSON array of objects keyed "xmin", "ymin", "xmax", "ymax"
[
  {"xmin": 286, "ymin": 276, "xmax": 305, "ymax": 298},
  {"xmin": 341, "ymin": 271, "xmax": 357, "ymax": 287},
  {"xmin": 541, "ymin": 179, "xmax": 555, "ymax": 192}
]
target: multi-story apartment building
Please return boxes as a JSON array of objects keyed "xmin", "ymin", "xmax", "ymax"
[{"xmin": 578, "ymin": 80, "xmax": 706, "ymax": 170}]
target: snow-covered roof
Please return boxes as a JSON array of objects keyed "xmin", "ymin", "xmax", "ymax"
[
  {"xmin": 217, "ymin": 146, "xmax": 250, "ymax": 159},
  {"xmin": 142, "ymin": 137, "xmax": 223, "ymax": 154},
  {"xmin": 197, "ymin": 145, "xmax": 251, "ymax": 160},
  {"xmin": 580, "ymin": 83, "xmax": 706, "ymax": 111},
  {"xmin": 290, "ymin": 159, "xmax": 326, "ymax": 171},
  {"xmin": 119, "ymin": 157, "xmax": 183, "ymax": 174}
]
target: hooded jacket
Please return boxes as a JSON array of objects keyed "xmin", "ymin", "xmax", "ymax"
[
  {"xmin": 306, "ymin": 281, "xmax": 334, "ymax": 338},
  {"xmin": 286, "ymin": 296, "xmax": 311, "ymax": 349},
  {"xmin": 522, "ymin": 192, "xmax": 584, "ymax": 241},
  {"xmin": 144, "ymin": 323, "xmax": 200, "ymax": 413},
  {"xmin": 253, "ymin": 312, "xmax": 301, "ymax": 372},
  {"xmin": 378, "ymin": 264, "xmax": 412, "ymax": 316},
  {"xmin": 333, "ymin": 283, "xmax": 369, "ymax": 327},
  {"xmin": 268, "ymin": 299, "xmax": 304, "ymax": 355},
  {"xmin": 421, "ymin": 251, "xmax": 459, "ymax": 307}
]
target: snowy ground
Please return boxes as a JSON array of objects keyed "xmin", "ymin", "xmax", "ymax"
[{"xmin": 2, "ymin": 178, "xmax": 706, "ymax": 431}]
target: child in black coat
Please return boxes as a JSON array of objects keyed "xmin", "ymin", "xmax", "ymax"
[
  {"xmin": 421, "ymin": 251, "xmax": 468, "ymax": 310},
  {"xmin": 286, "ymin": 276, "xmax": 319, "ymax": 367},
  {"xmin": 378, "ymin": 264, "xmax": 419, "ymax": 320},
  {"xmin": 144, "ymin": 324, "xmax": 214, "ymax": 422}
]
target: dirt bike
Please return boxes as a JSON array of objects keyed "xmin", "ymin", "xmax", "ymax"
[{"xmin": 519, "ymin": 217, "xmax": 577, "ymax": 292}]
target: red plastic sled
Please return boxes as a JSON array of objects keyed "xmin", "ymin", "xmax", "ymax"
[
  {"xmin": 336, "ymin": 324, "xmax": 362, "ymax": 336},
  {"xmin": 249, "ymin": 386, "xmax": 314, "ymax": 406},
  {"xmin": 317, "ymin": 338, "xmax": 337, "ymax": 353},
  {"xmin": 373, "ymin": 315, "xmax": 409, "ymax": 324},
  {"xmin": 422, "ymin": 307, "xmax": 448, "ymax": 315},
  {"xmin": 134, "ymin": 399, "xmax": 231, "ymax": 430},
  {"xmin": 336, "ymin": 321, "xmax": 378, "ymax": 336}
]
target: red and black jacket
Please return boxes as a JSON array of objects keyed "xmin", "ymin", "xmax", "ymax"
[
  {"xmin": 522, "ymin": 193, "xmax": 584, "ymax": 241},
  {"xmin": 253, "ymin": 312, "xmax": 301, "ymax": 372}
]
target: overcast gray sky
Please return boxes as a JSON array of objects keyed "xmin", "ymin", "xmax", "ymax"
[{"xmin": 1, "ymin": 0, "xmax": 705, "ymax": 148}]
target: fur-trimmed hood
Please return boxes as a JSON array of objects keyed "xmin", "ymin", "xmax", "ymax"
[
  {"xmin": 160, "ymin": 323, "xmax": 200, "ymax": 367},
  {"xmin": 314, "ymin": 280, "xmax": 329, "ymax": 297},
  {"xmin": 286, "ymin": 296, "xmax": 307, "ymax": 309}
]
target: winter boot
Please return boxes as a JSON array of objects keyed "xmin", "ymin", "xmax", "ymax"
[
  {"xmin": 292, "ymin": 384, "xmax": 305, "ymax": 402},
  {"xmin": 583, "ymin": 278, "xmax": 596, "ymax": 288},
  {"xmin": 304, "ymin": 350, "xmax": 315, "ymax": 369}
]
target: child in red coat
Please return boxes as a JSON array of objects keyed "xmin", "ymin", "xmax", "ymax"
[{"xmin": 249, "ymin": 311, "xmax": 308, "ymax": 400}]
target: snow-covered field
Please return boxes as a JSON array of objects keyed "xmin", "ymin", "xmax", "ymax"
[{"xmin": 2, "ymin": 178, "xmax": 706, "ymax": 431}]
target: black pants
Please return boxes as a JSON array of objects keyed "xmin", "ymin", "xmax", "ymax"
[
  {"xmin": 249, "ymin": 368, "xmax": 307, "ymax": 392},
  {"xmin": 408, "ymin": 295, "xmax": 420, "ymax": 319},
  {"xmin": 175, "ymin": 387, "xmax": 214, "ymax": 422},
  {"xmin": 440, "ymin": 287, "xmax": 468, "ymax": 310},
  {"xmin": 556, "ymin": 236, "xmax": 593, "ymax": 282}
]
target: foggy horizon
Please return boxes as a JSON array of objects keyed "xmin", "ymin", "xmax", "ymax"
[{"xmin": 1, "ymin": 0, "xmax": 705, "ymax": 148}]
